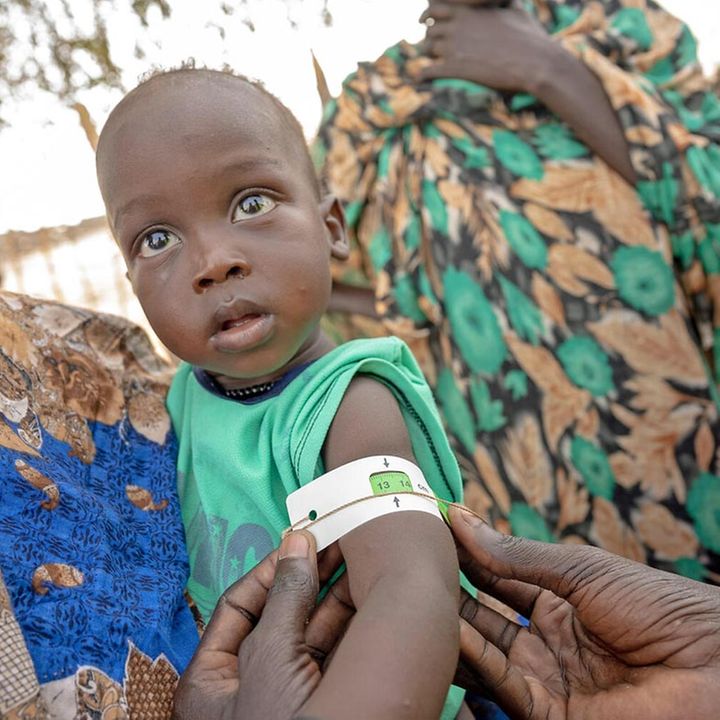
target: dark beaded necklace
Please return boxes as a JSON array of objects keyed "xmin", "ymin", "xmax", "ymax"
[{"xmin": 221, "ymin": 380, "xmax": 277, "ymax": 400}]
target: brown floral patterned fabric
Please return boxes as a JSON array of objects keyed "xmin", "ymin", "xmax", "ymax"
[
  {"xmin": 0, "ymin": 291, "xmax": 198, "ymax": 718},
  {"xmin": 316, "ymin": 0, "xmax": 720, "ymax": 581}
]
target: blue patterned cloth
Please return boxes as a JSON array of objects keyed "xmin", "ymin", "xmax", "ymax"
[{"xmin": 0, "ymin": 292, "xmax": 197, "ymax": 715}]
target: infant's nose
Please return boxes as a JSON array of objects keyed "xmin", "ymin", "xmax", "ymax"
[{"xmin": 193, "ymin": 260, "xmax": 251, "ymax": 292}]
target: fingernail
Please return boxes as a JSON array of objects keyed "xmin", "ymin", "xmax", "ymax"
[
  {"xmin": 279, "ymin": 532, "xmax": 310, "ymax": 559},
  {"xmin": 461, "ymin": 508, "xmax": 483, "ymax": 527},
  {"xmin": 449, "ymin": 504, "xmax": 482, "ymax": 528}
]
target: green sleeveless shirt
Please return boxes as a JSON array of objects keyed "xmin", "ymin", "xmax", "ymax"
[{"xmin": 168, "ymin": 336, "xmax": 465, "ymax": 718}]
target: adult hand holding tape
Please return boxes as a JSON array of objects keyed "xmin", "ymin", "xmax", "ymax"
[
  {"xmin": 173, "ymin": 530, "xmax": 345, "ymax": 720},
  {"xmin": 177, "ymin": 501, "xmax": 720, "ymax": 720},
  {"xmin": 448, "ymin": 505, "xmax": 720, "ymax": 720},
  {"xmin": 304, "ymin": 505, "xmax": 720, "ymax": 720}
]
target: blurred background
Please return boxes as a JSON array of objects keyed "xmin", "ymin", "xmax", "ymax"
[{"xmin": 0, "ymin": 0, "xmax": 718, "ymax": 343}]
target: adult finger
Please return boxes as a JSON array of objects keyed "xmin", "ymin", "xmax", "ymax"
[
  {"xmin": 426, "ymin": 39, "xmax": 453, "ymax": 60},
  {"xmin": 305, "ymin": 571, "xmax": 355, "ymax": 668},
  {"xmin": 419, "ymin": 4, "xmax": 454, "ymax": 24},
  {"xmin": 422, "ymin": 0, "xmax": 510, "ymax": 21},
  {"xmin": 456, "ymin": 543, "xmax": 542, "ymax": 619},
  {"xmin": 441, "ymin": 0, "xmax": 511, "ymax": 5},
  {"xmin": 317, "ymin": 540, "xmax": 344, "ymax": 586},
  {"xmin": 418, "ymin": 59, "xmax": 464, "ymax": 80},
  {"xmin": 424, "ymin": 20, "xmax": 449, "ymax": 41},
  {"xmin": 449, "ymin": 506, "xmax": 634, "ymax": 602},
  {"xmin": 198, "ymin": 546, "xmax": 279, "ymax": 655},
  {"xmin": 458, "ymin": 619, "xmax": 535, "ymax": 719},
  {"xmin": 458, "ymin": 588, "xmax": 523, "ymax": 656},
  {"xmin": 258, "ymin": 530, "xmax": 320, "ymax": 638}
]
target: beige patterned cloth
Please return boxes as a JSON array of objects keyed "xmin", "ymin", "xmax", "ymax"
[
  {"xmin": 0, "ymin": 573, "xmax": 45, "ymax": 719},
  {"xmin": 317, "ymin": 0, "xmax": 720, "ymax": 581},
  {"xmin": 0, "ymin": 291, "xmax": 197, "ymax": 719}
]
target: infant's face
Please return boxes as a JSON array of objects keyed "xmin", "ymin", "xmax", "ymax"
[{"xmin": 97, "ymin": 73, "xmax": 346, "ymax": 384}]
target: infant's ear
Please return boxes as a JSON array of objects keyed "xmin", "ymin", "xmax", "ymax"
[
  {"xmin": 124, "ymin": 269, "xmax": 138, "ymax": 293},
  {"xmin": 319, "ymin": 195, "xmax": 350, "ymax": 261},
  {"xmin": 122, "ymin": 261, "xmax": 138, "ymax": 291}
]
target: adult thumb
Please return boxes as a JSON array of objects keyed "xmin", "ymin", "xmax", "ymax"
[
  {"xmin": 449, "ymin": 505, "xmax": 626, "ymax": 600},
  {"xmin": 260, "ymin": 530, "xmax": 320, "ymax": 637}
]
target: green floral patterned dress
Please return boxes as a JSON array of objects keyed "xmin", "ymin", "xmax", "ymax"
[{"xmin": 316, "ymin": 0, "xmax": 720, "ymax": 581}]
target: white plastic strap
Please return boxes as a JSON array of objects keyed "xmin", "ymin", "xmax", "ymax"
[{"xmin": 285, "ymin": 455, "xmax": 442, "ymax": 550}]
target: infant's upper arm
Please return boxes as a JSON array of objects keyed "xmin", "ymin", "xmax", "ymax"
[
  {"xmin": 323, "ymin": 374, "xmax": 414, "ymax": 470},
  {"xmin": 306, "ymin": 376, "xmax": 459, "ymax": 719},
  {"xmin": 322, "ymin": 375, "xmax": 457, "ymax": 601}
]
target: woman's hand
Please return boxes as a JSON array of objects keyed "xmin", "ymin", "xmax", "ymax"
[
  {"xmin": 420, "ymin": 0, "xmax": 556, "ymax": 94},
  {"xmin": 449, "ymin": 506, "xmax": 720, "ymax": 720},
  {"xmin": 424, "ymin": 0, "xmax": 512, "ymax": 7},
  {"xmin": 173, "ymin": 531, "xmax": 343, "ymax": 720},
  {"xmin": 419, "ymin": 0, "xmax": 637, "ymax": 183}
]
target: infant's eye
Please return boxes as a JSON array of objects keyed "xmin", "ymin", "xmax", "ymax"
[
  {"xmin": 138, "ymin": 229, "xmax": 181, "ymax": 257},
  {"xmin": 232, "ymin": 193, "xmax": 277, "ymax": 221}
]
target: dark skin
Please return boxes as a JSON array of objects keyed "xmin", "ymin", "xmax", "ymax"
[
  {"xmin": 311, "ymin": 376, "xmax": 460, "ymax": 720},
  {"xmin": 450, "ymin": 506, "xmax": 720, "ymax": 720},
  {"xmin": 177, "ymin": 512, "xmax": 720, "ymax": 720},
  {"xmin": 97, "ymin": 74, "xmax": 347, "ymax": 388},
  {"xmin": 329, "ymin": 0, "xmax": 637, "ymax": 318},
  {"xmin": 420, "ymin": 0, "xmax": 637, "ymax": 184},
  {"xmin": 97, "ymin": 71, "xmax": 459, "ymax": 719},
  {"xmin": 173, "ymin": 530, "xmax": 335, "ymax": 720},
  {"xmin": 346, "ymin": 511, "xmax": 720, "ymax": 719}
]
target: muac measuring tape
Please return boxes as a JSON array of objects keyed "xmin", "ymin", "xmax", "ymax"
[{"xmin": 285, "ymin": 455, "xmax": 475, "ymax": 551}]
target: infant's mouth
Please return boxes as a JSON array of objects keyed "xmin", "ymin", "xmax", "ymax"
[
  {"xmin": 221, "ymin": 313, "xmax": 262, "ymax": 331},
  {"xmin": 211, "ymin": 310, "xmax": 273, "ymax": 353}
]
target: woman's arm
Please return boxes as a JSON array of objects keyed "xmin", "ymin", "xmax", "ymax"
[
  {"xmin": 527, "ymin": 42, "xmax": 637, "ymax": 185},
  {"xmin": 421, "ymin": 1, "xmax": 636, "ymax": 184},
  {"xmin": 300, "ymin": 376, "xmax": 459, "ymax": 719},
  {"xmin": 328, "ymin": 281, "xmax": 378, "ymax": 317}
]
